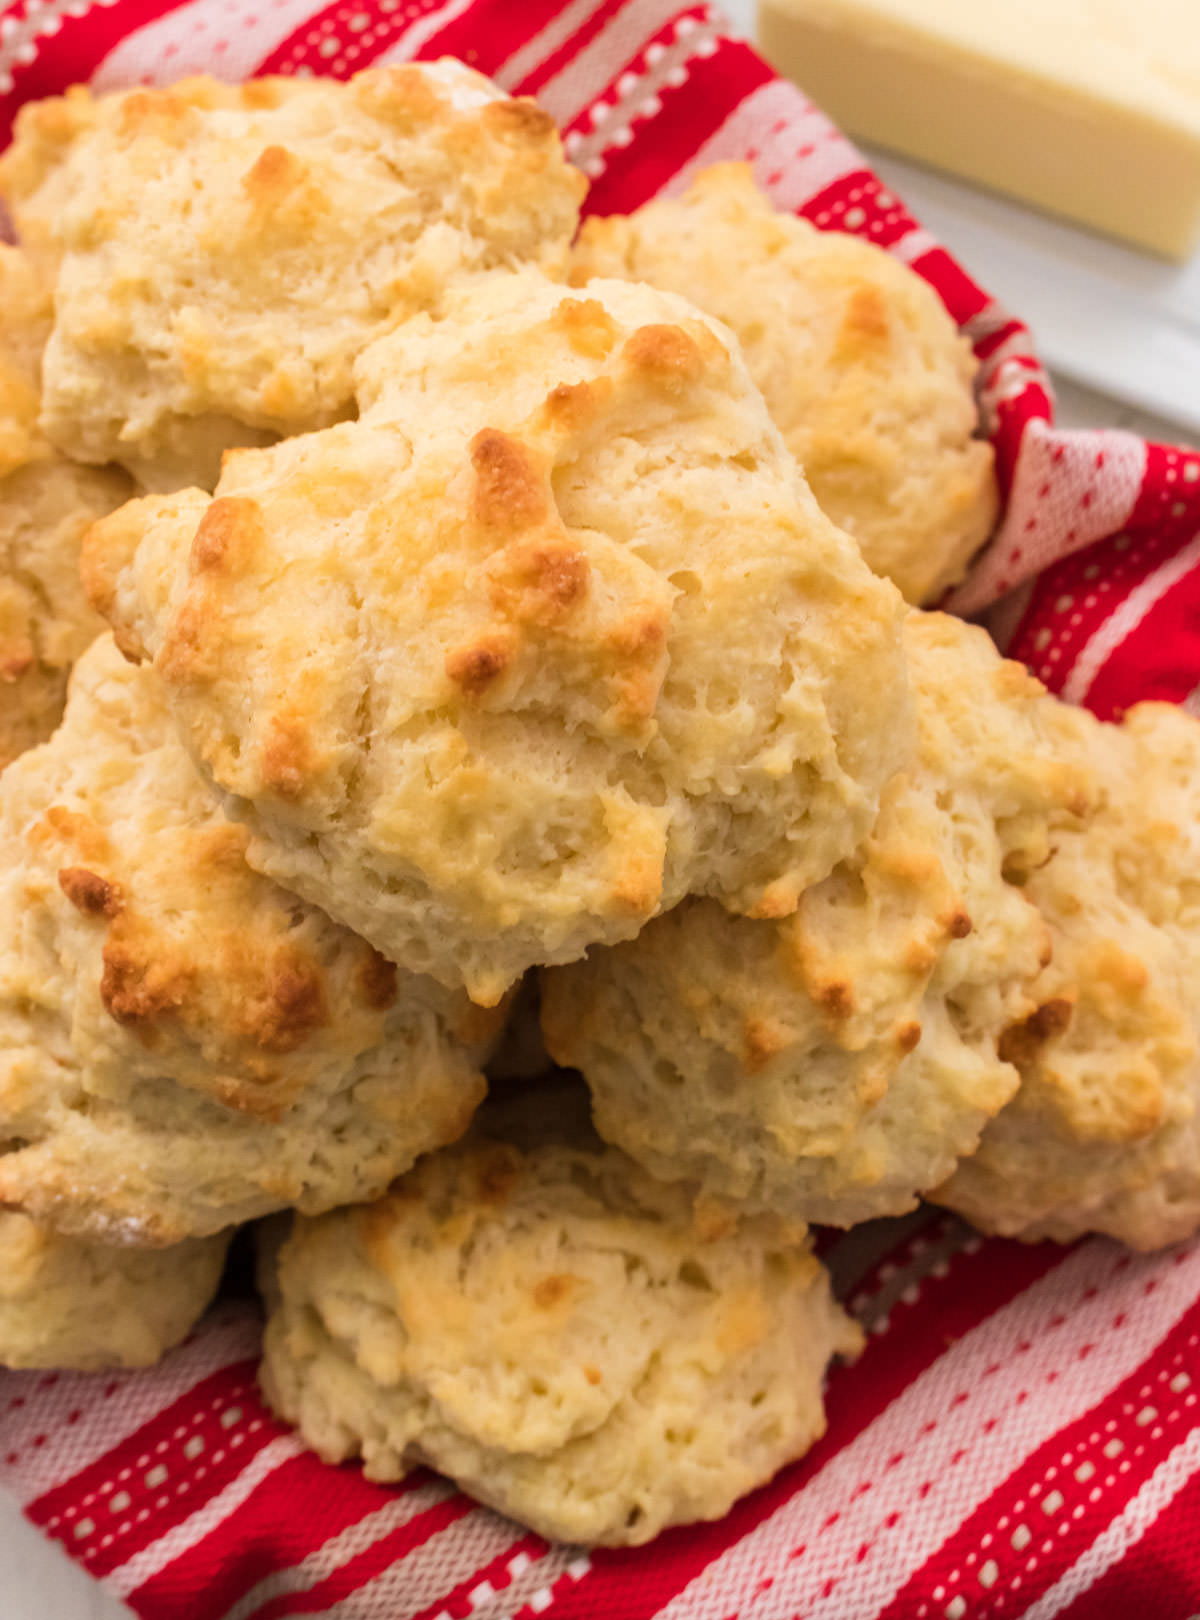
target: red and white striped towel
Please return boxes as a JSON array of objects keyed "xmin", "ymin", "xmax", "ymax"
[{"xmin": 3, "ymin": 2, "xmax": 1200, "ymax": 1615}]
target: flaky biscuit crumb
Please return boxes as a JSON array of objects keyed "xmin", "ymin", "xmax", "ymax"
[
  {"xmin": 542, "ymin": 613, "xmax": 1083, "ymax": 1225},
  {"xmin": 1, "ymin": 64, "xmax": 585, "ymax": 488},
  {"xmin": 85, "ymin": 270, "xmax": 910, "ymax": 1004},
  {"xmin": 0, "ymin": 636, "xmax": 495, "ymax": 1244},
  {"xmin": 572, "ymin": 164, "xmax": 997, "ymax": 604},
  {"xmin": 0, "ymin": 1213, "xmax": 229, "ymax": 1370},
  {"xmin": 260, "ymin": 1092, "xmax": 860, "ymax": 1545},
  {"xmin": 0, "ymin": 245, "xmax": 131, "ymax": 772},
  {"xmin": 939, "ymin": 697, "xmax": 1200, "ymax": 1250}
]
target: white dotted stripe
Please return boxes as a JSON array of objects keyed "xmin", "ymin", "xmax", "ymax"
[
  {"xmin": 808, "ymin": 178, "xmax": 910, "ymax": 240},
  {"xmin": 43, "ymin": 1385, "xmax": 269, "ymax": 1561},
  {"xmin": 284, "ymin": 0, "xmax": 466, "ymax": 83},
  {"xmin": 563, "ymin": 9, "xmax": 719, "ymax": 178},
  {"xmin": 649, "ymin": 1235, "xmax": 1200, "ymax": 1620},
  {"xmin": 1018, "ymin": 1424, "xmax": 1200, "ymax": 1620},
  {"xmin": 1060, "ymin": 529, "xmax": 1200, "ymax": 706},
  {"xmin": 531, "ymin": 0, "xmax": 695, "ymax": 128},
  {"xmin": 0, "ymin": 0, "xmax": 119, "ymax": 97},
  {"xmin": 0, "ymin": 1304, "xmax": 262, "ymax": 1505},
  {"xmin": 368, "ymin": 0, "xmax": 481, "ymax": 73},
  {"xmin": 457, "ymin": 1547, "xmax": 590, "ymax": 1620},
  {"xmin": 911, "ymin": 1333, "xmax": 1200, "ymax": 1619},
  {"xmin": 519, "ymin": 1554, "xmax": 593, "ymax": 1618},
  {"xmin": 106, "ymin": 1434, "xmax": 305, "ymax": 1598}
]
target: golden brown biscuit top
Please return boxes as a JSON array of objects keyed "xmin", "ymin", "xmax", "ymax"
[
  {"xmin": 83, "ymin": 270, "xmax": 910, "ymax": 1003},
  {"xmin": 1, "ymin": 64, "xmax": 587, "ymax": 488},
  {"xmin": 0, "ymin": 635, "xmax": 481, "ymax": 1113},
  {"xmin": 0, "ymin": 245, "xmax": 53, "ymax": 480},
  {"xmin": 572, "ymin": 163, "xmax": 998, "ymax": 604}
]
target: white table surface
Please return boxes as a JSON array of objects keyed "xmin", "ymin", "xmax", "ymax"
[{"xmin": 2, "ymin": 5, "xmax": 1199, "ymax": 1614}]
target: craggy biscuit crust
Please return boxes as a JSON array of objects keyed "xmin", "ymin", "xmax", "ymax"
[
  {"xmin": 86, "ymin": 271, "xmax": 910, "ymax": 1005},
  {"xmin": 0, "ymin": 245, "xmax": 131, "ymax": 771},
  {"xmin": 939, "ymin": 698, "xmax": 1200, "ymax": 1250},
  {"xmin": 543, "ymin": 614, "xmax": 1082, "ymax": 1225},
  {"xmin": 0, "ymin": 65, "xmax": 586, "ymax": 488},
  {"xmin": 0, "ymin": 1212, "xmax": 229, "ymax": 1370},
  {"xmin": 0, "ymin": 636, "xmax": 495, "ymax": 1244},
  {"xmin": 0, "ymin": 244, "xmax": 49, "ymax": 482},
  {"xmin": 259, "ymin": 1094, "xmax": 860, "ymax": 1545},
  {"xmin": 572, "ymin": 164, "xmax": 998, "ymax": 604}
]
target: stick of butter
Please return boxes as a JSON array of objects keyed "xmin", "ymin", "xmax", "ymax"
[{"xmin": 757, "ymin": 0, "xmax": 1200, "ymax": 260}]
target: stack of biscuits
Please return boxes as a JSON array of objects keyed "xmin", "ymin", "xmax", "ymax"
[{"xmin": 1, "ymin": 63, "xmax": 1197, "ymax": 1548}]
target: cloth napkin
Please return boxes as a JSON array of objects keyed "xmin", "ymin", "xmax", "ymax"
[{"xmin": 3, "ymin": 2, "xmax": 1200, "ymax": 1615}]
